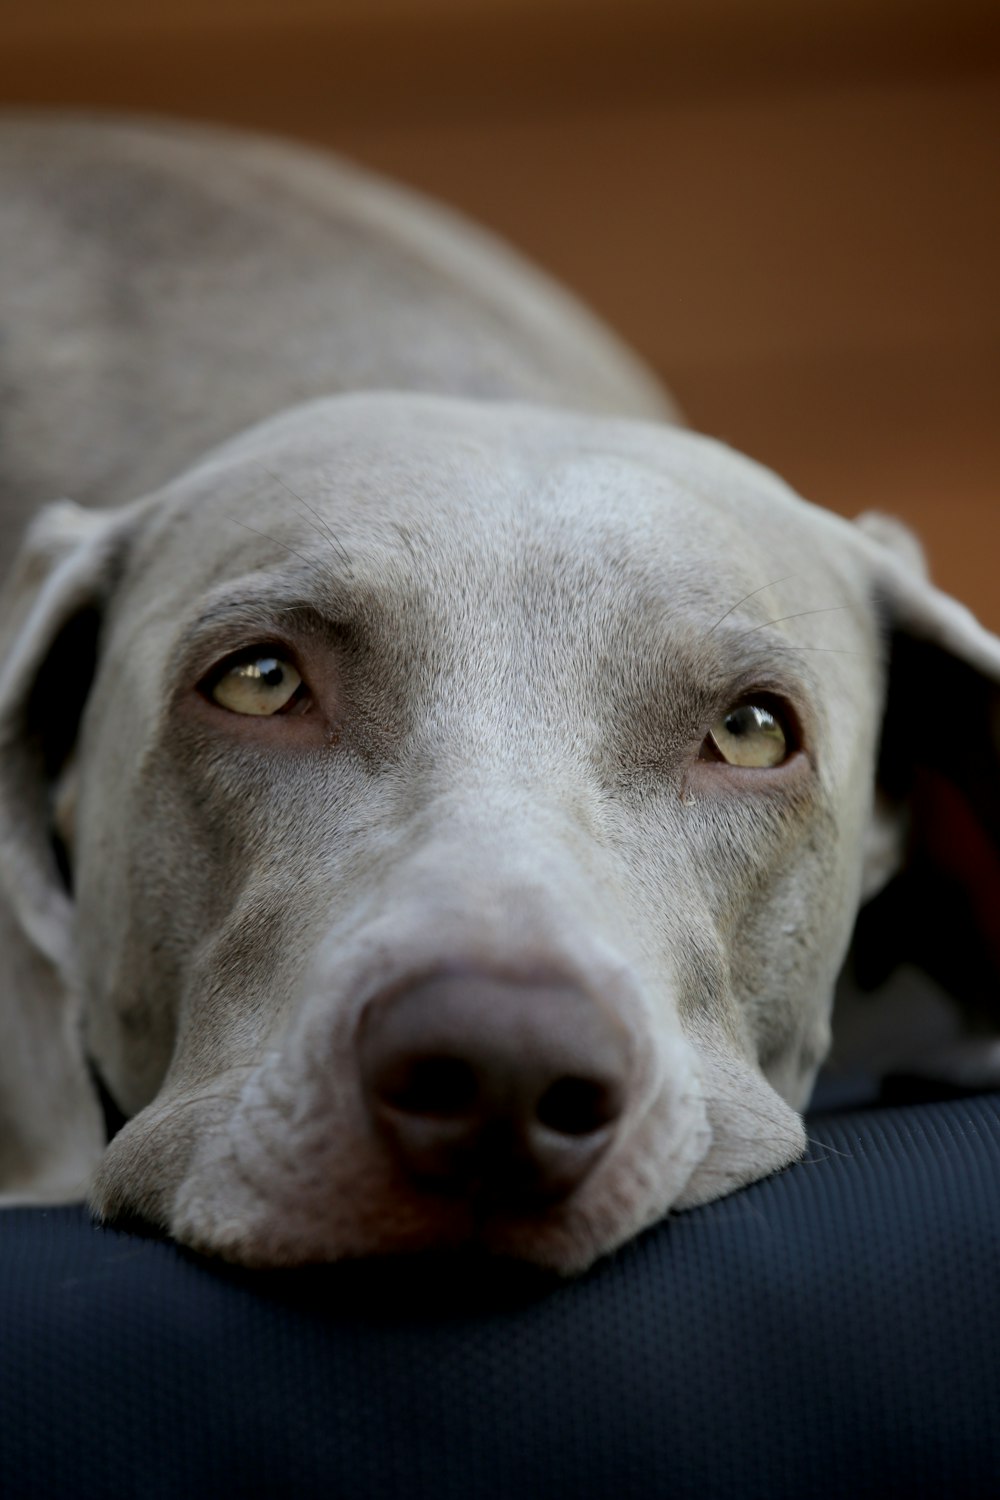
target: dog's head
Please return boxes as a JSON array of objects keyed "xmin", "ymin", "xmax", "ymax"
[{"xmin": 2, "ymin": 394, "xmax": 998, "ymax": 1271}]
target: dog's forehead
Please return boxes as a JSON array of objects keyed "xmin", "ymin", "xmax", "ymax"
[{"xmin": 137, "ymin": 395, "xmax": 868, "ymax": 631}]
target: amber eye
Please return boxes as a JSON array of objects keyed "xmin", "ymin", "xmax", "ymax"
[
  {"xmin": 208, "ymin": 654, "xmax": 305, "ymax": 716},
  {"xmin": 704, "ymin": 701, "xmax": 790, "ymax": 768}
]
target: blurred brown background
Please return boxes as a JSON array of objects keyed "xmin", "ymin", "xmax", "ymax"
[{"xmin": 4, "ymin": 0, "xmax": 998, "ymax": 622}]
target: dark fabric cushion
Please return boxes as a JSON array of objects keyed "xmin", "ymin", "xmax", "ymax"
[{"xmin": 2, "ymin": 1092, "xmax": 999, "ymax": 1500}]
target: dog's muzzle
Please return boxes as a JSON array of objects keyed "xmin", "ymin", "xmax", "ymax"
[{"xmin": 357, "ymin": 971, "xmax": 632, "ymax": 1209}]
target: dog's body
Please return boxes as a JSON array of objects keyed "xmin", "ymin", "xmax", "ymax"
[
  {"xmin": 0, "ymin": 115, "xmax": 671, "ymax": 547},
  {"xmin": 1, "ymin": 115, "xmax": 997, "ymax": 1272}
]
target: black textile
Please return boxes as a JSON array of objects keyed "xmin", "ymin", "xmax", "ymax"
[{"xmin": 2, "ymin": 1092, "xmax": 999, "ymax": 1499}]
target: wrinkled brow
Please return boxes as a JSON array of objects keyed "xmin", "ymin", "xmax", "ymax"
[
  {"xmin": 176, "ymin": 569, "xmax": 401, "ymax": 650},
  {"xmin": 695, "ymin": 628, "xmax": 829, "ymax": 703},
  {"xmin": 173, "ymin": 562, "xmax": 853, "ymax": 708}
]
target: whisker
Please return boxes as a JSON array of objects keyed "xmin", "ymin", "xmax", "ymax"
[
  {"xmin": 704, "ymin": 574, "xmax": 798, "ymax": 639},
  {"xmin": 254, "ymin": 461, "xmax": 353, "ymax": 574},
  {"xmin": 255, "ymin": 462, "xmax": 334, "ymax": 540},
  {"xmin": 744, "ymin": 605, "xmax": 850, "ymax": 634},
  {"xmin": 803, "ymin": 1136, "xmax": 855, "ymax": 1161},
  {"xmin": 764, "ymin": 645, "xmax": 867, "ymax": 657},
  {"xmin": 228, "ymin": 517, "xmax": 325, "ymax": 574}
]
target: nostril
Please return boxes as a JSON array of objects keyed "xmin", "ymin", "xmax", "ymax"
[
  {"xmin": 358, "ymin": 972, "xmax": 632, "ymax": 1203},
  {"xmin": 380, "ymin": 1056, "xmax": 479, "ymax": 1117},
  {"xmin": 536, "ymin": 1076, "xmax": 622, "ymax": 1137}
]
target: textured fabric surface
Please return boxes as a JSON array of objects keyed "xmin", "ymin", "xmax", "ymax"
[{"xmin": 2, "ymin": 1092, "xmax": 998, "ymax": 1499}]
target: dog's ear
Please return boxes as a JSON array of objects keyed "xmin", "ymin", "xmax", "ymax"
[
  {"xmin": 845, "ymin": 513, "xmax": 1000, "ymax": 1084},
  {"xmin": 0, "ymin": 500, "xmax": 134, "ymax": 1200}
]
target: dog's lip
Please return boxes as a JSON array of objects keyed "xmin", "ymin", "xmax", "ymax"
[
  {"xmin": 360, "ymin": 1184, "xmax": 597, "ymax": 1264},
  {"xmin": 171, "ymin": 1166, "xmax": 604, "ymax": 1271}
]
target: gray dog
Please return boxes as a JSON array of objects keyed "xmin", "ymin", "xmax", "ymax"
[{"xmin": 1, "ymin": 115, "xmax": 997, "ymax": 1272}]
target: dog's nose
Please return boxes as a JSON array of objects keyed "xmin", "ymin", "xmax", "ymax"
[{"xmin": 357, "ymin": 972, "xmax": 630, "ymax": 1207}]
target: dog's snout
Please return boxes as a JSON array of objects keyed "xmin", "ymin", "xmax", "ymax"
[{"xmin": 357, "ymin": 973, "xmax": 630, "ymax": 1207}]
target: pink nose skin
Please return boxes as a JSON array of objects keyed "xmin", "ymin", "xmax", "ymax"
[{"xmin": 357, "ymin": 972, "xmax": 631, "ymax": 1209}]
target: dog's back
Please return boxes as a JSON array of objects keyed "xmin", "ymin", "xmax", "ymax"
[{"xmin": 0, "ymin": 113, "xmax": 671, "ymax": 554}]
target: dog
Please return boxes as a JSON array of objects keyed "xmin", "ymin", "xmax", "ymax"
[{"xmin": 1, "ymin": 114, "xmax": 997, "ymax": 1272}]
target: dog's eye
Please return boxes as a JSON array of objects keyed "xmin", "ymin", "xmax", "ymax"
[
  {"xmin": 704, "ymin": 702, "xmax": 789, "ymax": 768},
  {"xmin": 208, "ymin": 655, "xmax": 305, "ymax": 716}
]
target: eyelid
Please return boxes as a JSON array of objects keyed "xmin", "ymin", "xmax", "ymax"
[
  {"xmin": 724, "ymin": 685, "xmax": 804, "ymax": 739},
  {"xmin": 196, "ymin": 640, "xmax": 304, "ymax": 691},
  {"xmin": 726, "ymin": 691, "xmax": 794, "ymax": 728}
]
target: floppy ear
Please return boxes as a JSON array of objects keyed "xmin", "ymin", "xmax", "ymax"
[
  {"xmin": 0, "ymin": 500, "xmax": 132, "ymax": 1200},
  {"xmin": 842, "ymin": 513, "xmax": 1000, "ymax": 1087}
]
